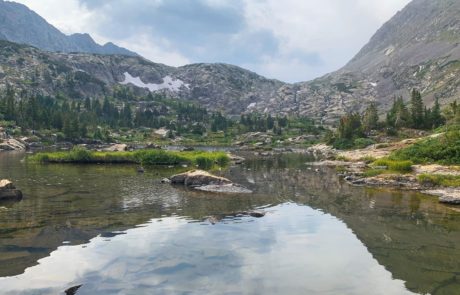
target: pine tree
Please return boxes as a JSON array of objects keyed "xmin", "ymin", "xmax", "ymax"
[
  {"xmin": 410, "ymin": 89, "xmax": 424, "ymax": 129},
  {"xmin": 362, "ymin": 102, "xmax": 379, "ymax": 132},
  {"xmin": 431, "ymin": 97, "xmax": 444, "ymax": 128}
]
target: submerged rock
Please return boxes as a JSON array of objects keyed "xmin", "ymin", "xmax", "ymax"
[
  {"xmin": 0, "ymin": 179, "xmax": 23, "ymax": 201},
  {"xmin": 195, "ymin": 184, "xmax": 253, "ymax": 194},
  {"xmin": 170, "ymin": 170, "xmax": 252, "ymax": 194}
]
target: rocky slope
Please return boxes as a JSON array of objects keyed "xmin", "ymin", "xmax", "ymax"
[
  {"xmin": 0, "ymin": 41, "xmax": 285, "ymax": 114},
  {"xmin": 251, "ymin": 0, "xmax": 460, "ymax": 123},
  {"xmin": 0, "ymin": 0, "xmax": 136, "ymax": 56}
]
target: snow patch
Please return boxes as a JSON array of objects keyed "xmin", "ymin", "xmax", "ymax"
[
  {"xmin": 247, "ymin": 102, "xmax": 257, "ymax": 109},
  {"xmin": 369, "ymin": 82, "xmax": 377, "ymax": 87},
  {"xmin": 120, "ymin": 72, "xmax": 189, "ymax": 92}
]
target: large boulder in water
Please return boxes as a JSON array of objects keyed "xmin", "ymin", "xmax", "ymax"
[
  {"xmin": 170, "ymin": 170, "xmax": 252, "ymax": 194},
  {"xmin": 0, "ymin": 179, "xmax": 23, "ymax": 201},
  {"xmin": 170, "ymin": 170, "xmax": 232, "ymax": 187}
]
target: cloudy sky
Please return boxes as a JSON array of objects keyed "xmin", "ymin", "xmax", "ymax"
[{"xmin": 14, "ymin": 0, "xmax": 411, "ymax": 82}]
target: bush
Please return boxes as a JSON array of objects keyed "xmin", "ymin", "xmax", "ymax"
[
  {"xmin": 216, "ymin": 154, "xmax": 230, "ymax": 167},
  {"xmin": 68, "ymin": 146, "xmax": 92, "ymax": 161},
  {"xmin": 417, "ymin": 174, "xmax": 460, "ymax": 187},
  {"xmin": 372, "ymin": 158, "xmax": 413, "ymax": 173},
  {"xmin": 196, "ymin": 156, "xmax": 214, "ymax": 169},
  {"xmin": 353, "ymin": 138, "xmax": 375, "ymax": 149},
  {"xmin": 390, "ymin": 133, "xmax": 460, "ymax": 164}
]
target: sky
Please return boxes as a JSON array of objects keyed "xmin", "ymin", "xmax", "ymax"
[{"xmin": 14, "ymin": 0, "xmax": 411, "ymax": 83}]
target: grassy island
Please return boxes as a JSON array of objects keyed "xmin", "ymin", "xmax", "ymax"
[{"xmin": 29, "ymin": 147, "xmax": 230, "ymax": 169}]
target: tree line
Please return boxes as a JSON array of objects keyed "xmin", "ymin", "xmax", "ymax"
[{"xmin": 328, "ymin": 89, "xmax": 446, "ymax": 149}]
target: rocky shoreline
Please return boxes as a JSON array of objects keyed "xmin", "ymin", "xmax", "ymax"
[{"xmin": 305, "ymin": 143, "xmax": 460, "ymax": 205}]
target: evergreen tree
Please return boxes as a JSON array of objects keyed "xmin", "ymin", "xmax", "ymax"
[
  {"xmin": 410, "ymin": 89, "xmax": 424, "ymax": 129},
  {"xmin": 431, "ymin": 97, "xmax": 445, "ymax": 128},
  {"xmin": 362, "ymin": 102, "xmax": 379, "ymax": 132}
]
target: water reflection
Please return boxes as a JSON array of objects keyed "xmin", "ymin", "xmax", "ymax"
[
  {"xmin": 0, "ymin": 152, "xmax": 459, "ymax": 294},
  {"xmin": 1, "ymin": 204, "xmax": 414, "ymax": 295}
]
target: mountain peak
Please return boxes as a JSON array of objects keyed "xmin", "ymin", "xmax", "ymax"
[{"xmin": 0, "ymin": 1, "xmax": 137, "ymax": 56}]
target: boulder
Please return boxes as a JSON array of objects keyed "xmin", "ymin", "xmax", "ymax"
[
  {"xmin": 170, "ymin": 170, "xmax": 232, "ymax": 187},
  {"xmin": 0, "ymin": 139, "xmax": 27, "ymax": 151},
  {"xmin": 104, "ymin": 144, "xmax": 128, "ymax": 152},
  {"xmin": 424, "ymin": 189, "xmax": 460, "ymax": 205},
  {"xmin": 0, "ymin": 179, "xmax": 23, "ymax": 201}
]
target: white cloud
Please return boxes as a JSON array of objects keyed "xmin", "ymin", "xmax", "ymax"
[{"xmin": 13, "ymin": 0, "xmax": 412, "ymax": 82}]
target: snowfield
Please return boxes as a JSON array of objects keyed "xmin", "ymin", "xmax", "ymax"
[{"xmin": 120, "ymin": 72, "xmax": 189, "ymax": 92}]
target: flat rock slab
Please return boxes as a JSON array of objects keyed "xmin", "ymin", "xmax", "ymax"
[
  {"xmin": 424, "ymin": 189, "xmax": 460, "ymax": 204},
  {"xmin": 194, "ymin": 184, "xmax": 253, "ymax": 194},
  {"xmin": 170, "ymin": 170, "xmax": 232, "ymax": 187}
]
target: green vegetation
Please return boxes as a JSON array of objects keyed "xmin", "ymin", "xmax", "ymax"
[
  {"xmin": 363, "ymin": 169, "xmax": 385, "ymax": 177},
  {"xmin": 326, "ymin": 89, "xmax": 445, "ymax": 150},
  {"xmin": 0, "ymin": 84, "xmax": 323, "ymax": 146},
  {"xmin": 372, "ymin": 158, "xmax": 414, "ymax": 173},
  {"xmin": 30, "ymin": 147, "xmax": 230, "ymax": 169},
  {"xmin": 417, "ymin": 174, "xmax": 460, "ymax": 187}
]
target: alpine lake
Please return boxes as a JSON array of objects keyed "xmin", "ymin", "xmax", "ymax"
[{"xmin": 0, "ymin": 150, "xmax": 460, "ymax": 295}]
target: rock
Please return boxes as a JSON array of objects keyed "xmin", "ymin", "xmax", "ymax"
[
  {"xmin": 228, "ymin": 154, "xmax": 245, "ymax": 165},
  {"xmin": 247, "ymin": 211, "xmax": 265, "ymax": 218},
  {"xmin": 65, "ymin": 285, "xmax": 83, "ymax": 295},
  {"xmin": 195, "ymin": 184, "xmax": 253, "ymax": 194},
  {"xmin": 0, "ymin": 139, "xmax": 27, "ymax": 151},
  {"xmin": 424, "ymin": 189, "xmax": 460, "ymax": 205},
  {"xmin": 0, "ymin": 179, "xmax": 14, "ymax": 190},
  {"xmin": 170, "ymin": 170, "xmax": 232, "ymax": 187},
  {"xmin": 104, "ymin": 144, "xmax": 128, "ymax": 152},
  {"xmin": 146, "ymin": 143, "xmax": 162, "ymax": 149},
  {"xmin": 0, "ymin": 179, "xmax": 23, "ymax": 201},
  {"xmin": 306, "ymin": 144, "xmax": 336, "ymax": 160},
  {"xmin": 182, "ymin": 147, "xmax": 195, "ymax": 152},
  {"xmin": 170, "ymin": 170, "xmax": 252, "ymax": 194}
]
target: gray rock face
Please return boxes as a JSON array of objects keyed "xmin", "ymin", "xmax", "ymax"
[
  {"xmin": 252, "ymin": 0, "xmax": 460, "ymax": 123},
  {"xmin": 0, "ymin": 0, "xmax": 136, "ymax": 56}
]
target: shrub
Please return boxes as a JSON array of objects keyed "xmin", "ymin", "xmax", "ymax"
[
  {"xmin": 417, "ymin": 174, "xmax": 460, "ymax": 187},
  {"xmin": 390, "ymin": 132, "xmax": 460, "ymax": 164},
  {"xmin": 196, "ymin": 156, "xmax": 214, "ymax": 169},
  {"xmin": 216, "ymin": 154, "xmax": 230, "ymax": 167},
  {"xmin": 353, "ymin": 138, "xmax": 375, "ymax": 149},
  {"xmin": 68, "ymin": 146, "xmax": 92, "ymax": 162}
]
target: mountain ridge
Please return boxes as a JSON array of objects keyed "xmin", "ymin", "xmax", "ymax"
[
  {"xmin": 0, "ymin": 0, "xmax": 460, "ymax": 124},
  {"xmin": 0, "ymin": 0, "xmax": 137, "ymax": 56}
]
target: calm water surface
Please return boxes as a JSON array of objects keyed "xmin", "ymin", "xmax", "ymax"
[{"xmin": 0, "ymin": 152, "xmax": 460, "ymax": 295}]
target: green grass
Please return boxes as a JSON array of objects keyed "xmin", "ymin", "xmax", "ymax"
[
  {"xmin": 372, "ymin": 158, "xmax": 414, "ymax": 173},
  {"xmin": 389, "ymin": 132, "xmax": 460, "ymax": 165},
  {"xmin": 363, "ymin": 169, "xmax": 385, "ymax": 177},
  {"xmin": 417, "ymin": 174, "xmax": 460, "ymax": 187},
  {"xmin": 29, "ymin": 147, "xmax": 230, "ymax": 169}
]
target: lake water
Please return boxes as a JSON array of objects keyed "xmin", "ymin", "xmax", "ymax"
[{"xmin": 0, "ymin": 152, "xmax": 460, "ymax": 295}]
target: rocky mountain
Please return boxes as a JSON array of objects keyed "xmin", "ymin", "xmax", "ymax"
[
  {"xmin": 0, "ymin": 0, "xmax": 136, "ymax": 56},
  {"xmin": 250, "ymin": 0, "xmax": 460, "ymax": 123},
  {"xmin": 0, "ymin": 0, "xmax": 459, "ymax": 122},
  {"xmin": 0, "ymin": 40, "xmax": 285, "ymax": 114}
]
